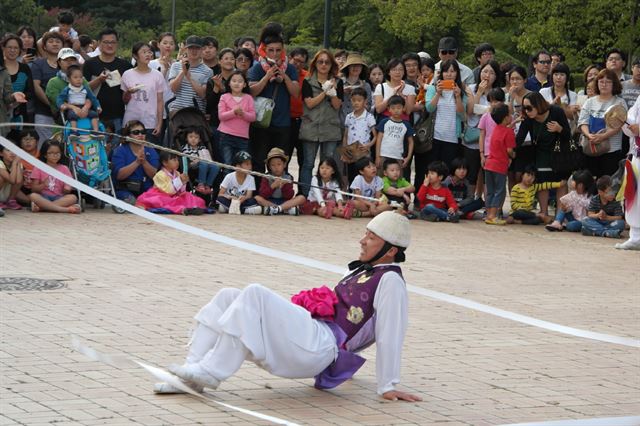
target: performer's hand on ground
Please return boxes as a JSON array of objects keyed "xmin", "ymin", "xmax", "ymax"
[{"xmin": 382, "ymin": 390, "xmax": 422, "ymax": 402}]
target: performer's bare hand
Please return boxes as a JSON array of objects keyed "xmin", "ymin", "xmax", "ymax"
[{"xmin": 382, "ymin": 390, "xmax": 422, "ymax": 402}]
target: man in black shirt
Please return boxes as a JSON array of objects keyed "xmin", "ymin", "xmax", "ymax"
[{"xmin": 83, "ymin": 29, "xmax": 131, "ymax": 132}]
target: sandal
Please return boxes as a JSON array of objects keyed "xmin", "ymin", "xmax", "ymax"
[{"xmin": 545, "ymin": 224, "xmax": 562, "ymax": 232}]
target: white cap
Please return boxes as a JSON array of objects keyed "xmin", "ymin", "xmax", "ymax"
[
  {"xmin": 57, "ymin": 48, "xmax": 78, "ymax": 61},
  {"xmin": 417, "ymin": 51, "xmax": 431, "ymax": 59},
  {"xmin": 366, "ymin": 211, "xmax": 411, "ymax": 248}
]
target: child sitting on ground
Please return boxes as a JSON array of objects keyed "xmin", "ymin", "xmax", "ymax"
[
  {"xmin": 28, "ymin": 139, "xmax": 80, "ymax": 214},
  {"xmin": 305, "ymin": 157, "xmax": 353, "ymax": 219},
  {"xmin": 349, "ymin": 156, "xmax": 390, "ymax": 217},
  {"xmin": 443, "ymin": 157, "xmax": 485, "ymax": 220},
  {"xmin": 216, "ymin": 151, "xmax": 262, "ymax": 215},
  {"xmin": 341, "ymin": 87, "xmax": 377, "ymax": 183},
  {"xmin": 375, "ymin": 95, "xmax": 414, "ymax": 173},
  {"xmin": 483, "ymin": 104, "xmax": 516, "ymax": 225},
  {"xmin": 135, "ymin": 151, "xmax": 206, "ymax": 214},
  {"xmin": 581, "ymin": 175, "xmax": 625, "ymax": 238},
  {"xmin": 546, "ymin": 169, "xmax": 594, "ymax": 232},
  {"xmin": 180, "ymin": 127, "xmax": 219, "ymax": 195},
  {"xmin": 15, "ymin": 129, "xmax": 40, "ymax": 206},
  {"xmin": 0, "ymin": 144, "xmax": 24, "ymax": 212},
  {"xmin": 507, "ymin": 165, "xmax": 565, "ymax": 225},
  {"xmin": 381, "ymin": 158, "xmax": 415, "ymax": 216},
  {"xmin": 417, "ymin": 160, "xmax": 459, "ymax": 222},
  {"xmin": 255, "ymin": 148, "xmax": 306, "ymax": 215},
  {"xmin": 57, "ymin": 64, "xmax": 102, "ymax": 134}
]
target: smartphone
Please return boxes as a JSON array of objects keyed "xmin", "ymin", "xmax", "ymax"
[
  {"xmin": 26, "ymin": 47, "xmax": 36, "ymax": 56},
  {"xmin": 266, "ymin": 58, "xmax": 277, "ymax": 67},
  {"xmin": 185, "ymin": 62, "xmax": 190, "ymax": 71},
  {"xmin": 441, "ymin": 80, "xmax": 456, "ymax": 90}
]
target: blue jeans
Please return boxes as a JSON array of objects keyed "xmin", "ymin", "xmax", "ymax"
[
  {"xmin": 421, "ymin": 204, "xmax": 450, "ymax": 221},
  {"xmin": 485, "ymin": 170, "xmax": 507, "ymax": 209},
  {"xmin": 219, "ymin": 132, "xmax": 249, "ymax": 167},
  {"xmin": 554, "ymin": 210, "xmax": 582, "ymax": 232},
  {"xmin": 197, "ymin": 162, "xmax": 220, "ymax": 186},
  {"xmin": 581, "ymin": 218, "xmax": 625, "ymax": 236},
  {"xmin": 300, "ymin": 140, "xmax": 339, "ymax": 196}
]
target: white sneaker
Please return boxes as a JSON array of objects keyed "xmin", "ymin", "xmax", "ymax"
[
  {"xmin": 153, "ymin": 381, "xmax": 204, "ymax": 394},
  {"xmin": 268, "ymin": 205, "xmax": 281, "ymax": 215},
  {"xmin": 287, "ymin": 206, "xmax": 299, "ymax": 216},
  {"xmin": 169, "ymin": 363, "xmax": 220, "ymax": 389},
  {"xmin": 243, "ymin": 205, "xmax": 263, "ymax": 215},
  {"xmin": 217, "ymin": 204, "xmax": 228, "ymax": 213}
]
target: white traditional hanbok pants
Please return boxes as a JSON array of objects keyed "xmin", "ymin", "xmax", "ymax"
[{"xmin": 188, "ymin": 284, "xmax": 338, "ymax": 382}]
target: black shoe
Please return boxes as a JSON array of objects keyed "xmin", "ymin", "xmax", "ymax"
[
  {"xmin": 420, "ymin": 212, "xmax": 439, "ymax": 222},
  {"xmin": 183, "ymin": 208, "xmax": 205, "ymax": 216}
]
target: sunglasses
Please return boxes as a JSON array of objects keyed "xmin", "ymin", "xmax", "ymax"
[
  {"xmin": 236, "ymin": 57, "xmax": 250, "ymax": 62},
  {"xmin": 440, "ymin": 50, "xmax": 457, "ymax": 55},
  {"xmin": 130, "ymin": 129, "xmax": 145, "ymax": 135},
  {"xmin": 523, "ymin": 105, "xmax": 534, "ymax": 112},
  {"xmin": 316, "ymin": 59, "xmax": 331, "ymax": 65},
  {"xmin": 537, "ymin": 60, "xmax": 551, "ymax": 65}
]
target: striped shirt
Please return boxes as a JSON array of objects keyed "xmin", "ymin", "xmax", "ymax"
[
  {"xmin": 168, "ymin": 62, "xmax": 213, "ymax": 113},
  {"xmin": 510, "ymin": 181, "xmax": 561, "ymax": 213},
  {"xmin": 587, "ymin": 195, "xmax": 623, "ymax": 217}
]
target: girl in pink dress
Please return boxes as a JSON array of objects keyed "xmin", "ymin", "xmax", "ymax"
[{"xmin": 135, "ymin": 151, "xmax": 205, "ymax": 214}]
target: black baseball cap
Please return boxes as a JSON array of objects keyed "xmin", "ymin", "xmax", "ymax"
[{"xmin": 184, "ymin": 35, "xmax": 203, "ymax": 48}]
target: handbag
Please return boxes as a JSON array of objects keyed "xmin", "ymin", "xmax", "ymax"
[
  {"xmin": 337, "ymin": 143, "xmax": 369, "ymax": 164},
  {"xmin": 579, "ymin": 131, "xmax": 610, "ymax": 157},
  {"xmin": 463, "ymin": 126, "xmax": 480, "ymax": 145},
  {"xmin": 118, "ymin": 180, "xmax": 142, "ymax": 195},
  {"xmin": 253, "ymin": 85, "xmax": 280, "ymax": 128},
  {"xmin": 413, "ymin": 110, "xmax": 435, "ymax": 153},
  {"xmin": 551, "ymin": 136, "xmax": 584, "ymax": 175}
]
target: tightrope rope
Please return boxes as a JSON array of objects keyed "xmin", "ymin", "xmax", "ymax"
[{"xmin": 0, "ymin": 122, "xmax": 385, "ymax": 204}]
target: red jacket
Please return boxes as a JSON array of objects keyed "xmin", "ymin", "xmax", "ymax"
[
  {"xmin": 259, "ymin": 176, "xmax": 295, "ymax": 200},
  {"xmin": 416, "ymin": 184, "xmax": 458, "ymax": 210}
]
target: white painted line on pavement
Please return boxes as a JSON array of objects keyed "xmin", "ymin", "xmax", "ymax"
[{"xmin": 4, "ymin": 137, "xmax": 638, "ymax": 349}]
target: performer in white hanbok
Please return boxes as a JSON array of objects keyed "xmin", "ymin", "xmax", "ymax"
[
  {"xmin": 617, "ymin": 94, "xmax": 640, "ymax": 250},
  {"xmin": 155, "ymin": 211, "xmax": 421, "ymax": 401}
]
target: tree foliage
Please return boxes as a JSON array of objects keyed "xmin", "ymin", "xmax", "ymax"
[{"xmin": 3, "ymin": 0, "xmax": 636, "ymax": 72}]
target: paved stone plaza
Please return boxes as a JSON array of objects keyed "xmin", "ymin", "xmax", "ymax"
[{"xmin": 1, "ymin": 209, "xmax": 638, "ymax": 425}]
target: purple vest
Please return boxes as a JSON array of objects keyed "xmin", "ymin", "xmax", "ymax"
[
  {"xmin": 334, "ymin": 265, "xmax": 402, "ymax": 343},
  {"xmin": 314, "ymin": 264, "xmax": 402, "ymax": 389}
]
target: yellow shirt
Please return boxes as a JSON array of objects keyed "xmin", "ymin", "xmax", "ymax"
[{"xmin": 510, "ymin": 181, "xmax": 561, "ymax": 213}]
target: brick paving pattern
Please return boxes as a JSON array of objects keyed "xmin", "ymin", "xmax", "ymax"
[{"xmin": 1, "ymin": 209, "xmax": 638, "ymax": 425}]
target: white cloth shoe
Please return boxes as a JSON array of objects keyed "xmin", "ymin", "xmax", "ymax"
[
  {"xmin": 169, "ymin": 363, "xmax": 220, "ymax": 389},
  {"xmin": 615, "ymin": 239, "xmax": 640, "ymax": 250},
  {"xmin": 153, "ymin": 380, "xmax": 204, "ymax": 394}
]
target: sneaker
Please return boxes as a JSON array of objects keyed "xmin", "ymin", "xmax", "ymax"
[
  {"xmin": 287, "ymin": 206, "xmax": 299, "ymax": 216},
  {"xmin": 420, "ymin": 212, "xmax": 439, "ymax": 222},
  {"xmin": 5, "ymin": 199, "xmax": 21, "ymax": 210},
  {"xmin": 218, "ymin": 204, "xmax": 229, "ymax": 213},
  {"xmin": 169, "ymin": 363, "xmax": 220, "ymax": 389},
  {"xmin": 342, "ymin": 201, "xmax": 355, "ymax": 220},
  {"xmin": 243, "ymin": 205, "xmax": 263, "ymax": 215},
  {"xmin": 268, "ymin": 205, "xmax": 281, "ymax": 216},
  {"xmin": 581, "ymin": 228, "xmax": 599, "ymax": 237},
  {"xmin": 603, "ymin": 229, "xmax": 622, "ymax": 239},
  {"xmin": 0, "ymin": 207, "xmax": 4, "ymax": 217},
  {"xmin": 405, "ymin": 212, "xmax": 417, "ymax": 220},
  {"xmin": 447, "ymin": 213, "xmax": 460, "ymax": 223}
]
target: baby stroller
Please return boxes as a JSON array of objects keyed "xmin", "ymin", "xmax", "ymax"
[
  {"xmin": 61, "ymin": 117, "xmax": 123, "ymax": 213},
  {"xmin": 166, "ymin": 98, "xmax": 221, "ymax": 203}
]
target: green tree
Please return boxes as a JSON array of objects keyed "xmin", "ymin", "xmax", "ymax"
[{"xmin": 0, "ymin": 0, "xmax": 42, "ymax": 35}]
